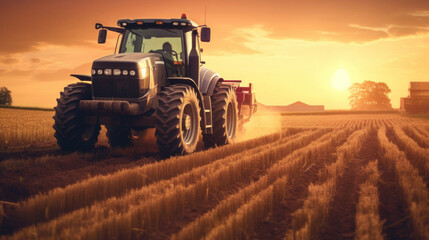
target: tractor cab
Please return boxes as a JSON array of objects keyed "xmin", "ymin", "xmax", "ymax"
[{"xmin": 96, "ymin": 15, "xmax": 210, "ymax": 83}]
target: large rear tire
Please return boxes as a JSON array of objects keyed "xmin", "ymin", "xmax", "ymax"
[
  {"xmin": 203, "ymin": 83, "xmax": 238, "ymax": 148},
  {"xmin": 53, "ymin": 83, "xmax": 100, "ymax": 152},
  {"xmin": 155, "ymin": 84, "xmax": 200, "ymax": 156},
  {"xmin": 106, "ymin": 125, "xmax": 132, "ymax": 148}
]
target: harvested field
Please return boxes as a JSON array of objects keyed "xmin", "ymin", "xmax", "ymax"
[{"xmin": 1, "ymin": 110, "xmax": 429, "ymax": 239}]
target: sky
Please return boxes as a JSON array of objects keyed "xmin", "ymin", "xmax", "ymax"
[{"xmin": 1, "ymin": 0, "xmax": 429, "ymax": 109}]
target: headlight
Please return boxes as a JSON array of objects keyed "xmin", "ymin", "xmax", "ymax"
[
  {"xmin": 122, "ymin": 70, "xmax": 128, "ymax": 76},
  {"xmin": 113, "ymin": 69, "xmax": 121, "ymax": 76},
  {"xmin": 141, "ymin": 68, "xmax": 147, "ymax": 78},
  {"xmin": 104, "ymin": 69, "xmax": 112, "ymax": 75},
  {"xmin": 130, "ymin": 70, "xmax": 136, "ymax": 76}
]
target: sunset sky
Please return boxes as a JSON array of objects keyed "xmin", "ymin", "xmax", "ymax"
[{"xmin": 1, "ymin": 0, "xmax": 429, "ymax": 109}]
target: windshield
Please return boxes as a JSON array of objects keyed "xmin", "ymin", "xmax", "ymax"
[{"xmin": 119, "ymin": 28, "xmax": 185, "ymax": 77}]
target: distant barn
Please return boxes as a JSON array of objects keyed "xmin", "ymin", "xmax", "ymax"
[
  {"xmin": 259, "ymin": 101, "xmax": 324, "ymax": 112},
  {"xmin": 400, "ymin": 82, "xmax": 429, "ymax": 113}
]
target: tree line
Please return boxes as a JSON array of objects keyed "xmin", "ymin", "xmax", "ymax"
[
  {"xmin": 0, "ymin": 86, "xmax": 12, "ymax": 105},
  {"xmin": 348, "ymin": 81, "xmax": 392, "ymax": 110}
]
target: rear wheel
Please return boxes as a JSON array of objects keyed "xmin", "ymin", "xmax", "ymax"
[
  {"xmin": 203, "ymin": 83, "xmax": 238, "ymax": 148},
  {"xmin": 53, "ymin": 83, "xmax": 100, "ymax": 152},
  {"xmin": 106, "ymin": 125, "xmax": 132, "ymax": 148},
  {"xmin": 155, "ymin": 84, "xmax": 200, "ymax": 156}
]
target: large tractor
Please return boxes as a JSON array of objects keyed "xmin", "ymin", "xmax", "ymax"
[{"xmin": 53, "ymin": 14, "xmax": 257, "ymax": 156}]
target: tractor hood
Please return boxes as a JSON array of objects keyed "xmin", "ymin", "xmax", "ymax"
[
  {"xmin": 91, "ymin": 53, "xmax": 166, "ymax": 99},
  {"xmin": 92, "ymin": 53, "xmax": 163, "ymax": 70}
]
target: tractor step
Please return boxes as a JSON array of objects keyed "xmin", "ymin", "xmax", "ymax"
[{"xmin": 203, "ymin": 96, "xmax": 213, "ymax": 134}]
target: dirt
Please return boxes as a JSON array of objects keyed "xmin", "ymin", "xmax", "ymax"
[
  {"xmin": 1, "ymin": 119, "xmax": 427, "ymax": 239},
  {"xmin": 250, "ymin": 153, "xmax": 336, "ymax": 240},
  {"xmin": 0, "ymin": 146, "xmax": 160, "ymax": 203},
  {"xmin": 0, "ymin": 145, "xmax": 61, "ymax": 162},
  {"xmin": 379, "ymin": 128, "xmax": 413, "ymax": 239},
  {"xmin": 138, "ymin": 163, "xmax": 269, "ymax": 240},
  {"xmin": 319, "ymin": 129, "xmax": 378, "ymax": 240},
  {"xmin": 386, "ymin": 126, "xmax": 429, "ymax": 187}
]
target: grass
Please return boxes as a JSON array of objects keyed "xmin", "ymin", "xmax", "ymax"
[{"xmin": 0, "ymin": 105, "xmax": 53, "ymax": 112}]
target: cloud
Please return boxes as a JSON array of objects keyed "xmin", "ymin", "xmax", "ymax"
[
  {"xmin": 388, "ymin": 26, "xmax": 429, "ymax": 37},
  {"xmin": 30, "ymin": 58, "xmax": 41, "ymax": 64},
  {"xmin": 1, "ymin": 0, "xmax": 429, "ymax": 56},
  {"xmin": 0, "ymin": 57, "xmax": 19, "ymax": 65}
]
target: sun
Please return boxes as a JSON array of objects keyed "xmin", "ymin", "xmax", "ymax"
[{"xmin": 332, "ymin": 69, "xmax": 351, "ymax": 90}]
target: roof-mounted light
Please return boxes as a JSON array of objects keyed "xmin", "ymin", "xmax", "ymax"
[
  {"xmin": 180, "ymin": 22, "xmax": 187, "ymax": 26},
  {"xmin": 181, "ymin": 13, "xmax": 187, "ymax": 19},
  {"xmin": 136, "ymin": 21, "xmax": 143, "ymax": 25},
  {"xmin": 172, "ymin": 22, "xmax": 179, "ymax": 26},
  {"xmin": 155, "ymin": 21, "xmax": 164, "ymax": 25},
  {"xmin": 121, "ymin": 22, "xmax": 127, "ymax": 27}
]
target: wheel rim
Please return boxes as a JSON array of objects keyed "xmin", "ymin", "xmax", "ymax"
[
  {"xmin": 182, "ymin": 103, "xmax": 198, "ymax": 145},
  {"xmin": 226, "ymin": 102, "xmax": 237, "ymax": 139}
]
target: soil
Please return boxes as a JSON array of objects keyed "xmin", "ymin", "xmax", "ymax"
[
  {"xmin": 249, "ymin": 132, "xmax": 350, "ymax": 240},
  {"xmin": 0, "ymin": 146, "xmax": 160, "ymax": 203},
  {"xmin": 319, "ymin": 129, "xmax": 378, "ymax": 240},
  {"xmin": 250, "ymin": 153, "xmax": 336, "ymax": 240},
  {"xmin": 379, "ymin": 128, "xmax": 413, "ymax": 239}
]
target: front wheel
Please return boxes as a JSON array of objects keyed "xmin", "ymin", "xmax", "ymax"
[
  {"xmin": 155, "ymin": 84, "xmax": 201, "ymax": 156},
  {"xmin": 203, "ymin": 83, "xmax": 238, "ymax": 148},
  {"xmin": 53, "ymin": 83, "xmax": 100, "ymax": 152}
]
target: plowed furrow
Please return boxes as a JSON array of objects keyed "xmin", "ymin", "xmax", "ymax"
[
  {"xmin": 378, "ymin": 127, "xmax": 429, "ymax": 240},
  {"xmin": 7, "ymin": 129, "xmax": 330, "ymax": 239},
  {"xmin": 387, "ymin": 126, "xmax": 429, "ymax": 187},
  {"xmin": 319, "ymin": 129, "xmax": 378, "ymax": 240},
  {"xmin": 174, "ymin": 128, "xmax": 352, "ymax": 240},
  {"xmin": 284, "ymin": 127, "xmax": 370, "ymax": 240},
  {"xmin": 7, "ymin": 128, "xmax": 306, "ymax": 232},
  {"xmin": 249, "ymin": 148, "xmax": 334, "ymax": 240}
]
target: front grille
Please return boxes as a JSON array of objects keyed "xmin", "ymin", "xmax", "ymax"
[{"xmin": 92, "ymin": 77, "xmax": 140, "ymax": 98}]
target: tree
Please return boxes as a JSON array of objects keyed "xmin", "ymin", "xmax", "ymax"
[
  {"xmin": 348, "ymin": 81, "xmax": 392, "ymax": 110},
  {"xmin": 0, "ymin": 86, "xmax": 12, "ymax": 105}
]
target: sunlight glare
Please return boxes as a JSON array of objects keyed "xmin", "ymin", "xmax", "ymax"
[{"xmin": 332, "ymin": 69, "xmax": 351, "ymax": 90}]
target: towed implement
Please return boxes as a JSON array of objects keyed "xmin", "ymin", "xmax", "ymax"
[{"xmin": 53, "ymin": 14, "xmax": 257, "ymax": 156}]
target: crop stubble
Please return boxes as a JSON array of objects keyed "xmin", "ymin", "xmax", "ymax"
[{"xmin": 0, "ymin": 112, "xmax": 429, "ymax": 239}]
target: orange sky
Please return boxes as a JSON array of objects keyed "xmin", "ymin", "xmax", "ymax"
[{"xmin": 1, "ymin": 0, "xmax": 429, "ymax": 109}]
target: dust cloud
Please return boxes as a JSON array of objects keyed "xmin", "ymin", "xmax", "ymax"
[{"xmin": 236, "ymin": 112, "xmax": 283, "ymax": 142}]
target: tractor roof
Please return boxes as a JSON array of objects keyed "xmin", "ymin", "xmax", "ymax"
[{"xmin": 117, "ymin": 18, "xmax": 199, "ymax": 29}]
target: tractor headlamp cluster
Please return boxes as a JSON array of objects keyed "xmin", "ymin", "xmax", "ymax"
[{"xmin": 92, "ymin": 68, "xmax": 136, "ymax": 76}]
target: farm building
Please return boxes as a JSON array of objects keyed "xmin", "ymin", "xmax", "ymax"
[
  {"xmin": 400, "ymin": 82, "xmax": 429, "ymax": 113},
  {"xmin": 259, "ymin": 101, "xmax": 325, "ymax": 112}
]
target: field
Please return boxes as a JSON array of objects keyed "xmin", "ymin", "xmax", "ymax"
[{"xmin": 1, "ymin": 108, "xmax": 429, "ymax": 239}]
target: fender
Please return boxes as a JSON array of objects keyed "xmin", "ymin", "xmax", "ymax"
[
  {"xmin": 199, "ymin": 67, "xmax": 223, "ymax": 96},
  {"xmin": 166, "ymin": 77, "xmax": 208, "ymax": 132},
  {"xmin": 71, "ymin": 74, "xmax": 91, "ymax": 81}
]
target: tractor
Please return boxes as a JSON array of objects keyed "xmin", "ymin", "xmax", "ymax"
[{"xmin": 53, "ymin": 14, "xmax": 257, "ymax": 156}]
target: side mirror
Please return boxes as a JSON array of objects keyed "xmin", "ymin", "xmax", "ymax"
[
  {"xmin": 201, "ymin": 27, "xmax": 211, "ymax": 42},
  {"xmin": 95, "ymin": 23, "xmax": 103, "ymax": 29},
  {"xmin": 98, "ymin": 29, "xmax": 107, "ymax": 44}
]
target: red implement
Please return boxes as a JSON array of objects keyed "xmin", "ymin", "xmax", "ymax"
[{"xmin": 223, "ymin": 80, "xmax": 257, "ymax": 124}]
